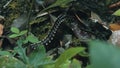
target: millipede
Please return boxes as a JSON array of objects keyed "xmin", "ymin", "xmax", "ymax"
[
  {"xmin": 41, "ymin": 14, "xmax": 66, "ymax": 46},
  {"xmin": 30, "ymin": 13, "xmax": 67, "ymax": 49}
]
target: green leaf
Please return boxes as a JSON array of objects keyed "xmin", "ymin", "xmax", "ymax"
[
  {"xmin": 78, "ymin": 50, "xmax": 89, "ymax": 57},
  {"xmin": 14, "ymin": 39, "xmax": 29, "ymax": 64},
  {"xmin": 89, "ymin": 40, "xmax": 120, "ymax": 68},
  {"xmin": 113, "ymin": 9, "xmax": 120, "ymax": 16},
  {"xmin": 55, "ymin": 47, "xmax": 85, "ymax": 68},
  {"xmin": 0, "ymin": 56, "xmax": 26, "ymax": 68},
  {"xmin": 27, "ymin": 34, "xmax": 39, "ymax": 43},
  {"xmin": 23, "ymin": 39, "xmax": 29, "ymax": 44},
  {"xmin": 50, "ymin": 0, "xmax": 73, "ymax": 7},
  {"xmin": 9, "ymin": 34, "xmax": 20, "ymax": 38},
  {"xmin": 29, "ymin": 45, "xmax": 54, "ymax": 67},
  {"xmin": 42, "ymin": 0, "xmax": 73, "ymax": 12},
  {"xmin": 70, "ymin": 59, "xmax": 82, "ymax": 68},
  {"xmin": 60, "ymin": 60, "xmax": 71, "ymax": 68},
  {"xmin": 0, "ymin": 51, "xmax": 12, "ymax": 56},
  {"xmin": 10, "ymin": 27, "xmax": 20, "ymax": 34},
  {"xmin": 19, "ymin": 30, "xmax": 27, "ymax": 35}
]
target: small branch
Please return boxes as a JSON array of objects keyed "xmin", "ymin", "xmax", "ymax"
[{"xmin": 3, "ymin": 0, "xmax": 12, "ymax": 8}]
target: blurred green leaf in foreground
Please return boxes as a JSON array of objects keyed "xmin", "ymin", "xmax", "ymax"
[{"xmin": 89, "ymin": 40, "xmax": 120, "ymax": 68}]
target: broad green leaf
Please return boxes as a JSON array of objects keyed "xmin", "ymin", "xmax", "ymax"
[
  {"xmin": 27, "ymin": 34, "xmax": 39, "ymax": 43},
  {"xmin": 14, "ymin": 40, "xmax": 29, "ymax": 64},
  {"xmin": 60, "ymin": 60, "xmax": 71, "ymax": 68},
  {"xmin": 42, "ymin": 0, "xmax": 73, "ymax": 12},
  {"xmin": 79, "ymin": 51, "xmax": 89, "ymax": 57},
  {"xmin": 19, "ymin": 30, "xmax": 27, "ymax": 35},
  {"xmin": 113, "ymin": 9, "xmax": 120, "ymax": 16},
  {"xmin": 89, "ymin": 40, "xmax": 120, "ymax": 68},
  {"xmin": 49, "ymin": 0, "xmax": 73, "ymax": 7},
  {"xmin": 9, "ymin": 34, "xmax": 19, "ymax": 38},
  {"xmin": 55, "ymin": 47, "xmax": 85, "ymax": 68},
  {"xmin": 0, "ymin": 56, "xmax": 26, "ymax": 68},
  {"xmin": 0, "ymin": 51, "xmax": 12, "ymax": 56},
  {"xmin": 29, "ymin": 45, "xmax": 54, "ymax": 67},
  {"xmin": 70, "ymin": 59, "xmax": 82, "ymax": 68},
  {"xmin": 10, "ymin": 27, "xmax": 20, "ymax": 34},
  {"xmin": 23, "ymin": 39, "xmax": 29, "ymax": 44}
]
